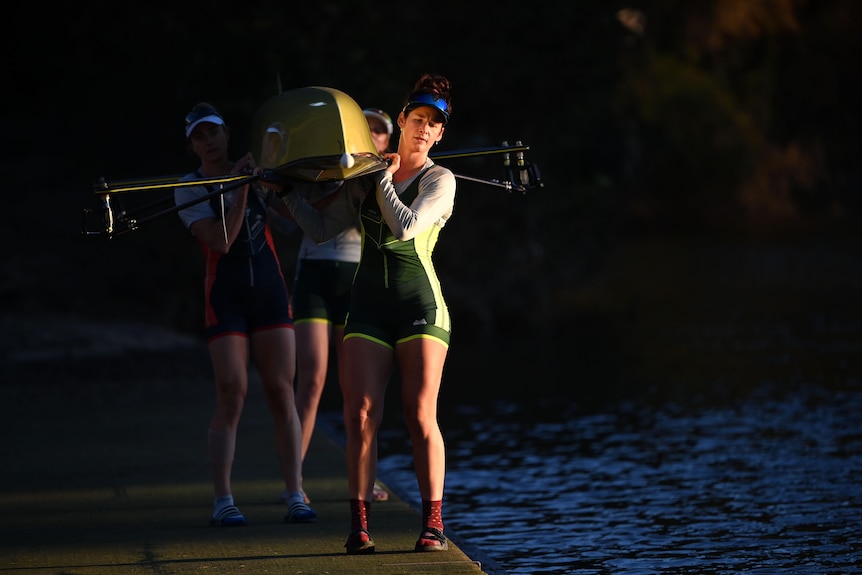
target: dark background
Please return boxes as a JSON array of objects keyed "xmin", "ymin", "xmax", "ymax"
[{"xmin": 3, "ymin": 1, "xmax": 861, "ymax": 398}]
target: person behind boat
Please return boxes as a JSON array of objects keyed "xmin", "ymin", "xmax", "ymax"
[
  {"xmin": 174, "ymin": 102, "xmax": 316, "ymax": 527},
  {"xmin": 260, "ymin": 73, "xmax": 456, "ymax": 554},
  {"xmin": 364, "ymin": 107, "xmax": 393, "ymax": 159},
  {"xmin": 289, "ymin": 107, "xmax": 395, "ymax": 505}
]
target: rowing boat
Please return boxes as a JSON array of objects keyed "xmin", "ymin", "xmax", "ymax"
[{"xmin": 252, "ymin": 86, "xmax": 388, "ymax": 182}]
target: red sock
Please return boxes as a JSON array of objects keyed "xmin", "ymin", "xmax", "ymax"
[
  {"xmin": 422, "ymin": 499, "xmax": 443, "ymax": 531},
  {"xmin": 350, "ymin": 499, "xmax": 371, "ymax": 531}
]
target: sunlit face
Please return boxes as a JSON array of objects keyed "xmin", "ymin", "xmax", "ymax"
[
  {"xmin": 188, "ymin": 123, "xmax": 228, "ymax": 162},
  {"xmin": 398, "ymin": 106, "xmax": 445, "ymax": 153},
  {"xmin": 366, "ymin": 117, "xmax": 391, "ymax": 155}
]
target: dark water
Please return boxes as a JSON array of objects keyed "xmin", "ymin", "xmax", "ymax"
[
  {"xmin": 366, "ymin": 380, "xmax": 862, "ymax": 575},
  {"xmin": 348, "ymin": 238, "xmax": 862, "ymax": 574}
]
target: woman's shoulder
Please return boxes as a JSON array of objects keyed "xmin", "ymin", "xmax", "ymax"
[
  {"xmin": 425, "ymin": 157, "xmax": 442, "ymax": 170},
  {"xmin": 422, "ymin": 162, "xmax": 456, "ymax": 186},
  {"xmin": 178, "ymin": 170, "xmax": 201, "ymax": 183},
  {"xmin": 175, "ymin": 171, "xmax": 209, "ymax": 204}
]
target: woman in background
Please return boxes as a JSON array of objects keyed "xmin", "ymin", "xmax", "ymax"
[{"xmin": 175, "ymin": 102, "xmax": 317, "ymax": 527}]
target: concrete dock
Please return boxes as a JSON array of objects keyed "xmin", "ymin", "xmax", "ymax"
[{"xmin": 0, "ymin": 342, "xmax": 489, "ymax": 575}]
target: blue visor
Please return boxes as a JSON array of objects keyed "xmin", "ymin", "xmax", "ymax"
[{"xmin": 402, "ymin": 92, "xmax": 449, "ymax": 125}]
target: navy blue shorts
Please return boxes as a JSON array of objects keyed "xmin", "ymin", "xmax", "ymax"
[{"xmin": 205, "ymin": 250, "xmax": 294, "ymax": 340}]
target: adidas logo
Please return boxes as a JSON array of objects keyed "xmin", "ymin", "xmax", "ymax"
[{"xmin": 412, "ymin": 318, "xmax": 428, "ymax": 326}]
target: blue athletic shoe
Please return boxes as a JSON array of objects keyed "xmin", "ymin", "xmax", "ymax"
[
  {"xmin": 210, "ymin": 505, "xmax": 247, "ymax": 527},
  {"xmin": 284, "ymin": 500, "xmax": 317, "ymax": 523}
]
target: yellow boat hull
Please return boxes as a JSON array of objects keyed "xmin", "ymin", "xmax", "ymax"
[{"xmin": 252, "ymin": 86, "xmax": 387, "ymax": 182}]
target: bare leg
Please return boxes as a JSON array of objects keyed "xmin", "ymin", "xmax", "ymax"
[
  {"xmin": 342, "ymin": 337, "xmax": 393, "ymax": 501},
  {"xmin": 207, "ymin": 335, "xmax": 250, "ymax": 499},
  {"xmin": 396, "ymin": 337, "xmax": 448, "ymax": 501},
  {"xmin": 397, "ymin": 337, "xmax": 449, "ymax": 550},
  {"xmin": 295, "ymin": 320, "xmax": 334, "ymax": 459},
  {"xmin": 250, "ymin": 327, "xmax": 302, "ymax": 493}
]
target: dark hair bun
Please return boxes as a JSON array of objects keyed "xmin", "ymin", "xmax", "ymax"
[{"xmin": 407, "ymin": 73, "xmax": 452, "ymax": 116}]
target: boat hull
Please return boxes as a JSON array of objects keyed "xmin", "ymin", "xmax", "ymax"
[{"xmin": 253, "ymin": 86, "xmax": 387, "ymax": 182}]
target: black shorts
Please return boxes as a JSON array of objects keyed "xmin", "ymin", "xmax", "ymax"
[{"xmin": 291, "ymin": 258, "xmax": 358, "ymax": 326}]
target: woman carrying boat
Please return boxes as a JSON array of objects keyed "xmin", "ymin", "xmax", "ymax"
[
  {"xmin": 175, "ymin": 102, "xmax": 317, "ymax": 527},
  {"xmin": 261, "ymin": 73, "xmax": 456, "ymax": 554}
]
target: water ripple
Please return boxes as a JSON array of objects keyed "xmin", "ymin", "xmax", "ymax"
[{"xmin": 377, "ymin": 382, "xmax": 862, "ymax": 574}]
